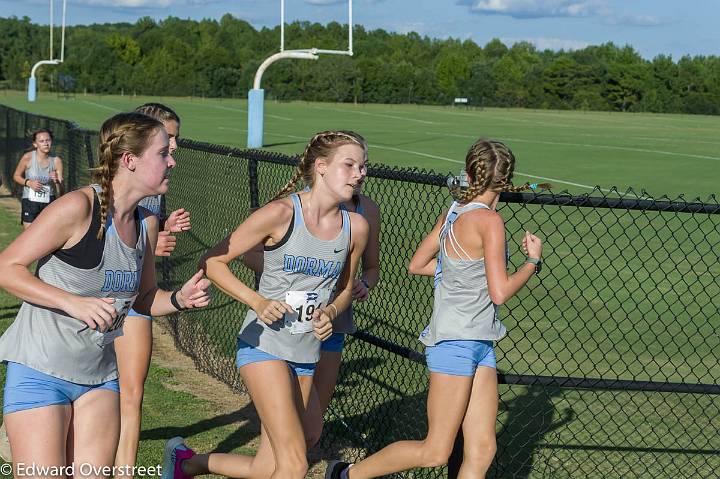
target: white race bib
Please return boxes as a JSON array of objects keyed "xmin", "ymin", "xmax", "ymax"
[
  {"xmin": 284, "ymin": 289, "xmax": 331, "ymax": 335},
  {"xmin": 29, "ymin": 184, "xmax": 51, "ymax": 203},
  {"xmin": 101, "ymin": 295, "xmax": 138, "ymax": 346}
]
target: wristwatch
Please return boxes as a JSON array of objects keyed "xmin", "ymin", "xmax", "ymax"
[{"xmin": 525, "ymin": 256, "xmax": 542, "ymax": 274}]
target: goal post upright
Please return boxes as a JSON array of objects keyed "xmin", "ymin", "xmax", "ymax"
[
  {"xmin": 247, "ymin": 0, "xmax": 353, "ymax": 148},
  {"xmin": 28, "ymin": 0, "xmax": 67, "ymax": 102}
]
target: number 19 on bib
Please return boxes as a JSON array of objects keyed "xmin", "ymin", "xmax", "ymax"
[{"xmin": 284, "ymin": 290, "xmax": 328, "ymax": 335}]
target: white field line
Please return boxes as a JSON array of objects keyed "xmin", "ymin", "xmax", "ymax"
[
  {"xmin": 211, "ymin": 105, "xmax": 292, "ymax": 121},
  {"xmin": 407, "ymin": 130, "xmax": 720, "ymax": 162},
  {"xmin": 387, "ymin": 107, "xmax": 578, "ymax": 128},
  {"xmin": 503, "ymin": 137, "xmax": 720, "ymax": 162},
  {"xmin": 218, "ymin": 127, "xmax": 633, "ymax": 194},
  {"xmin": 577, "ymin": 132, "xmax": 720, "ymax": 145},
  {"xmin": 82, "ymin": 101, "xmax": 120, "ymax": 112},
  {"xmin": 218, "ymin": 126, "xmax": 304, "ymax": 140},
  {"xmin": 311, "ymin": 105, "xmax": 439, "ymax": 125}
]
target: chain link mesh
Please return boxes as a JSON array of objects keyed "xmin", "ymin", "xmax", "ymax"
[{"xmin": 1, "ymin": 105, "xmax": 718, "ymax": 478}]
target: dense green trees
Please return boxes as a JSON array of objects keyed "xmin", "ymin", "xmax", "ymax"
[{"xmin": 1, "ymin": 15, "xmax": 718, "ymax": 114}]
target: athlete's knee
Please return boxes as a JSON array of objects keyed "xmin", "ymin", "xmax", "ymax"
[
  {"xmin": 418, "ymin": 440, "xmax": 454, "ymax": 468},
  {"xmin": 119, "ymin": 380, "xmax": 146, "ymax": 409},
  {"xmin": 464, "ymin": 435, "xmax": 497, "ymax": 465}
]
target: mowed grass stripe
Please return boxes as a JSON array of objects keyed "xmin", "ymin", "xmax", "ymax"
[{"xmin": 1, "ymin": 91, "xmax": 718, "ymax": 197}]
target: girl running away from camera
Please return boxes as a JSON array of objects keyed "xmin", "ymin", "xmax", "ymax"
[
  {"xmin": 13, "ymin": 128, "xmax": 64, "ymax": 228},
  {"xmin": 161, "ymin": 131, "xmax": 369, "ymax": 479},
  {"xmin": 325, "ymin": 139, "xmax": 545, "ymax": 479},
  {"xmin": 0, "ymin": 112, "xmax": 211, "ymax": 478}
]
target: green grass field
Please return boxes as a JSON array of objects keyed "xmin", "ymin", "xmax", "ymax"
[
  {"xmin": 1, "ymin": 92, "xmax": 718, "ymax": 478},
  {"xmin": 1, "ymin": 89, "xmax": 719, "ymax": 198}
]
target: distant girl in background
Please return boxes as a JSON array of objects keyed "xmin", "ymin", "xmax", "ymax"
[
  {"xmin": 113, "ymin": 102, "xmax": 192, "ymax": 478},
  {"xmin": 326, "ymin": 139, "xmax": 544, "ymax": 479},
  {"xmin": 13, "ymin": 128, "xmax": 64, "ymax": 228},
  {"xmin": 161, "ymin": 131, "xmax": 369, "ymax": 479},
  {"xmin": 0, "ymin": 112, "xmax": 210, "ymax": 477}
]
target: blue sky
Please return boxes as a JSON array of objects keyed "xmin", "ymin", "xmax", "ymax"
[{"xmin": 2, "ymin": 0, "xmax": 718, "ymax": 59}]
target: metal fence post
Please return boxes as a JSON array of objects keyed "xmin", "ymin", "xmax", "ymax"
[{"xmin": 248, "ymin": 156, "xmax": 261, "ymax": 289}]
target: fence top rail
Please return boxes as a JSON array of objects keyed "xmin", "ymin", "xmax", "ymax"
[
  {"xmin": 179, "ymin": 137, "xmax": 720, "ymax": 215},
  {"xmin": 2, "ymin": 103, "xmax": 81, "ymax": 131}
]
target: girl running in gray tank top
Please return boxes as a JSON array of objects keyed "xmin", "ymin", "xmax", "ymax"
[
  {"xmin": 12, "ymin": 128, "xmax": 64, "ymax": 228},
  {"xmin": 161, "ymin": 131, "xmax": 369, "ymax": 479},
  {"xmin": 241, "ymin": 133, "xmax": 381, "ymax": 449},
  {"xmin": 325, "ymin": 139, "xmax": 546, "ymax": 479},
  {"xmin": 0, "ymin": 112, "xmax": 211, "ymax": 477}
]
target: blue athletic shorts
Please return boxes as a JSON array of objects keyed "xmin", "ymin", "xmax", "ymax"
[
  {"xmin": 320, "ymin": 332, "xmax": 345, "ymax": 353},
  {"xmin": 127, "ymin": 308, "xmax": 152, "ymax": 321},
  {"xmin": 3, "ymin": 362, "xmax": 120, "ymax": 415},
  {"xmin": 235, "ymin": 339, "xmax": 315, "ymax": 377},
  {"xmin": 425, "ymin": 340, "xmax": 496, "ymax": 376}
]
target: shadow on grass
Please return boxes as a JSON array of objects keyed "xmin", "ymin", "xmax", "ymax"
[
  {"xmin": 314, "ymin": 367, "xmax": 576, "ymax": 479},
  {"xmin": 141, "ymin": 402, "xmax": 260, "ymax": 453}
]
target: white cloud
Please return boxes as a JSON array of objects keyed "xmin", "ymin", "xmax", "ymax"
[
  {"xmin": 457, "ymin": 0, "xmax": 662, "ymax": 26},
  {"xmin": 501, "ymin": 36, "xmax": 590, "ymax": 51},
  {"xmin": 73, "ymin": 0, "xmax": 213, "ymax": 7},
  {"xmin": 459, "ymin": 0, "xmax": 605, "ymax": 18},
  {"xmin": 304, "ymin": 0, "xmax": 348, "ymax": 5}
]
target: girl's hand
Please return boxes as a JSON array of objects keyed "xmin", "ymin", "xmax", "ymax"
[
  {"xmin": 27, "ymin": 180, "xmax": 44, "ymax": 192},
  {"xmin": 155, "ymin": 231, "xmax": 176, "ymax": 257},
  {"xmin": 49, "ymin": 171, "xmax": 59, "ymax": 183},
  {"xmin": 522, "ymin": 231, "xmax": 543, "ymax": 258},
  {"xmin": 64, "ymin": 297, "xmax": 117, "ymax": 332},
  {"xmin": 351, "ymin": 278, "xmax": 369, "ymax": 302},
  {"xmin": 312, "ymin": 307, "xmax": 333, "ymax": 341},
  {"xmin": 254, "ymin": 297, "xmax": 293, "ymax": 325},
  {"xmin": 178, "ymin": 270, "xmax": 212, "ymax": 309},
  {"xmin": 165, "ymin": 208, "xmax": 191, "ymax": 233}
]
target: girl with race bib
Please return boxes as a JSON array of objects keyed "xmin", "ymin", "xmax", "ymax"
[
  {"xmin": 0, "ymin": 112, "xmax": 211, "ymax": 477},
  {"xmin": 161, "ymin": 131, "xmax": 369, "ymax": 479},
  {"xmin": 13, "ymin": 128, "xmax": 64, "ymax": 228},
  {"xmin": 113, "ymin": 103, "xmax": 192, "ymax": 478},
  {"xmin": 244, "ymin": 133, "xmax": 381, "ymax": 448},
  {"xmin": 325, "ymin": 139, "xmax": 544, "ymax": 479}
]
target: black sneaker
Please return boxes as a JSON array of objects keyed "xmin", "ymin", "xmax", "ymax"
[{"xmin": 325, "ymin": 460, "xmax": 351, "ymax": 479}]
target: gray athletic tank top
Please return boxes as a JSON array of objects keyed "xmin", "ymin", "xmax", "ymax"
[
  {"xmin": 238, "ymin": 193, "xmax": 351, "ymax": 363},
  {"xmin": 22, "ymin": 151, "xmax": 56, "ymax": 201},
  {"xmin": 138, "ymin": 194, "xmax": 162, "ymax": 217},
  {"xmin": 419, "ymin": 201, "xmax": 506, "ymax": 346},
  {"xmin": 0, "ymin": 185, "xmax": 149, "ymax": 384},
  {"xmin": 333, "ymin": 196, "xmax": 365, "ymax": 334}
]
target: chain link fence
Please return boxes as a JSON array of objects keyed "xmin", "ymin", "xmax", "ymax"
[{"xmin": 1, "ymin": 104, "xmax": 719, "ymax": 478}]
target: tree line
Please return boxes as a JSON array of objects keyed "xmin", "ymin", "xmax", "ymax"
[{"xmin": 1, "ymin": 15, "xmax": 719, "ymax": 114}]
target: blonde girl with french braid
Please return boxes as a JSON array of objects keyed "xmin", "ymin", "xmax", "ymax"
[
  {"xmin": 0, "ymin": 112, "xmax": 211, "ymax": 476},
  {"xmin": 325, "ymin": 139, "xmax": 545, "ymax": 479},
  {"xmin": 161, "ymin": 131, "xmax": 369, "ymax": 479},
  {"xmin": 242, "ymin": 131, "xmax": 380, "ymax": 450}
]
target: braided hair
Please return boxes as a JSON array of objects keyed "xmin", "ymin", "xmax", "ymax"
[
  {"xmin": 134, "ymin": 103, "xmax": 180, "ymax": 125},
  {"xmin": 91, "ymin": 112, "xmax": 164, "ymax": 239},
  {"xmin": 272, "ymin": 130, "xmax": 367, "ymax": 201},
  {"xmin": 455, "ymin": 139, "xmax": 549, "ymax": 204}
]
